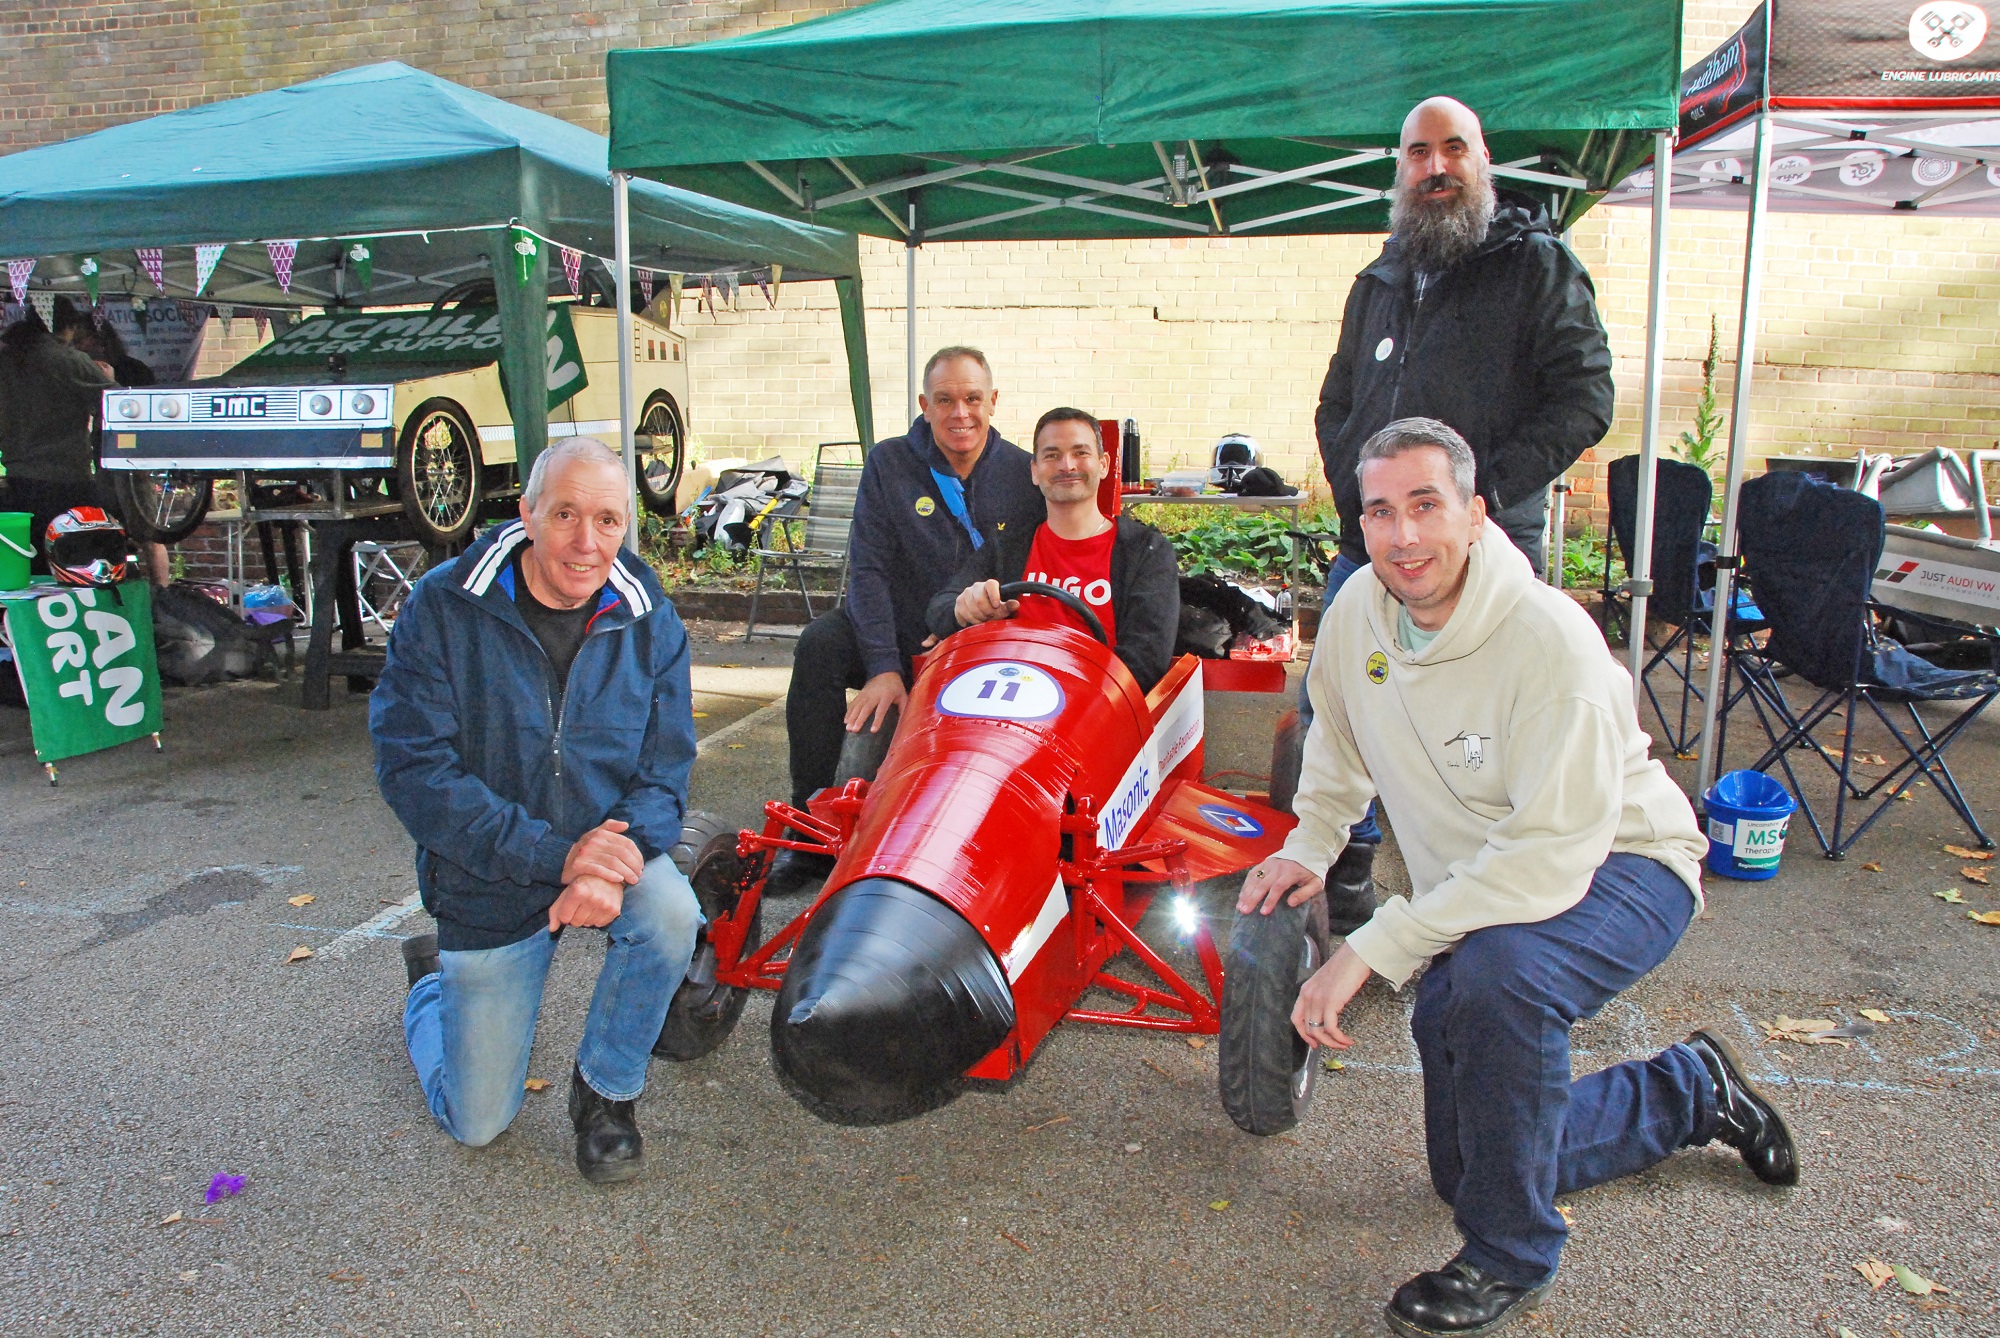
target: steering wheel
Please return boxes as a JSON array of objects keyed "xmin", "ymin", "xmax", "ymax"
[{"xmin": 996, "ymin": 581, "xmax": 1109, "ymax": 646}]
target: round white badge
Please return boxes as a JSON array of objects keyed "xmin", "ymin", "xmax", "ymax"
[
  {"xmin": 1840, "ymin": 151, "xmax": 1887, "ymax": 187},
  {"xmin": 1769, "ymin": 155, "xmax": 1814, "ymax": 187},
  {"xmin": 1697, "ymin": 157, "xmax": 1743, "ymax": 183},
  {"xmin": 1909, "ymin": 3, "xmax": 1988, "ymax": 60},
  {"xmin": 1913, "ymin": 156, "xmax": 1960, "ymax": 186},
  {"xmin": 937, "ymin": 661, "xmax": 1065, "ymax": 722},
  {"xmin": 1374, "ymin": 337, "xmax": 1394, "ymax": 362}
]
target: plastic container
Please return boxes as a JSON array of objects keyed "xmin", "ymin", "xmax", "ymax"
[
  {"xmin": 1158, "ymin": 469, "xmax": 1207, "ymax": 497},
  {"xmin": 0, "ymin": 512, "xmax": 34, "ymax": 591},
  {"xmin": 1702, "ymin": 770, "xmax": 1797, "ymax": 880}
]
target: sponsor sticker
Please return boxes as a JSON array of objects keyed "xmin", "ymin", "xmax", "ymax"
[
  {"xmin": 1366, "ymin": 650, "xmax": 1389, "ymax": 684},
  {"xmin": 937, "ymin": 661, "xmax": 1063, "ymax": 721},
  {"xmin": 915, "ymin": 496, "xmax": 935, "ymax": 517},
  {"xmin": 1197, "ymin": 803, "xmax": 1264, "ymax": 838}
]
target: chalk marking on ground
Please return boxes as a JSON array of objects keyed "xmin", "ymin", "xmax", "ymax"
[{"xmin": 318, "ymin": 697, "xmax": 787, "ymax": 956}]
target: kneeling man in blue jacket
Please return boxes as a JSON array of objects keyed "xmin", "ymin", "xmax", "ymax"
[{"xmin": 371, "ymin": 437, "xmax": 701, "ymax": 1184}]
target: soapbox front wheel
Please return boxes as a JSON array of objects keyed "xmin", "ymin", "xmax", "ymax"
[
  {"xmin": 1219, "ymin": 892, "xmax": 1331, "ymax": 1135},
  {"xmin": 107, "ymin": 470, "xmax": 212, "ymax": 544},
  {"xmin": 633, "ymin": 393, "xmax": 687, "ymax": 518},
  {"xmin": 395, "ymin": 399, "xmax": 483, "ymax": 547},
  {"xmin": 653, "ymin": 811, "xmax": 763, "ymax": 1061},
  {"xmin": 995, "ymin": 581, "xmax": 1108, "ymax": 644}
]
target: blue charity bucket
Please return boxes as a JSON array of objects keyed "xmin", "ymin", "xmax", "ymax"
[{"xmin": 1702, "ymin": 770, "xmax": 1798, "ymax": 880}]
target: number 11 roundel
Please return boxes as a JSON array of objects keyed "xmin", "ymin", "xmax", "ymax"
[{"xmin": 937, "ymin": 662, "xmax": 1065, "ymax": 722}]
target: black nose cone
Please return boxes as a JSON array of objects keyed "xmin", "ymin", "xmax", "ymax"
[{"xmin": 771, "ymin": 878, "xmax": 1015, "ymax": 1126}]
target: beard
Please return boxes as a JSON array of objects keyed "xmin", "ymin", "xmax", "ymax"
[{"xmin": 1388, "ymin": 165, "xmax": 1498, "ymax": 274}]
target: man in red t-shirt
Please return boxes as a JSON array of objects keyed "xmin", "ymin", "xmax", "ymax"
[{"xmin": 927, "ymin": 407, "xmax": 1179, "ymax": 691}]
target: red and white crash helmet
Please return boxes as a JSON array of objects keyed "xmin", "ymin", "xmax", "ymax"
[{"xmin": 44, "ymin": 506, "xmax": 130, "ymax": 588}]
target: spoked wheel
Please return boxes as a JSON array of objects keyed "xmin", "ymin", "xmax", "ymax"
[
  {"xmin": 395, "ymin": 398, "xmax": 483, "ymax": 546},
  {"xmin": 654, "ymin": 811, "xmax": 764, "ymax": 1061},
  {"xmin": 634, "ymin": 393, "xmax": 687, "ymax": 517},
  {"xmin": 1219, "ymin": 892, "xmax": 1332, "ymax": 1135},
  {"xmin": 107, "ymin": 470, "xmax": 212, "ymax": 544}
]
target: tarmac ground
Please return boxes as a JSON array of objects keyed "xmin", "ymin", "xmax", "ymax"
[{"xmin": 1, "ymin": 618, "xmax": 1996, "ymax": 1336}]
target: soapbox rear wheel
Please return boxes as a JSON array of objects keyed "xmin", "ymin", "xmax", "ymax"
[
  {"xmin": 1219, "ymin": 892, "xmax": 1331, "ymax": 1135},
  {"xmin": 653, "ymin": 811, "xmax": 763, "ymax": 1061}
]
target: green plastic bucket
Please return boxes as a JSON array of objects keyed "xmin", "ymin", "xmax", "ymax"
[{"xmin": 0, "ymin": 512, "xmax": 34, "ymax": 591}]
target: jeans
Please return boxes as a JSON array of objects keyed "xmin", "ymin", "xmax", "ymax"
[
  {"xmin": 1410, "ymin": 852, "xmax": 1711, "ymax": 1286},
  {"xmin": 786, "ymin": 606, "xmax": 909, "ymax": 809},
  {"xmin": 1488, "ymin": 488, "xmax": 1551, "ymax": 578},
  {"xmin": 1299, "ymin": 553, "xmax": 1380, "ymax": 844},
  {"xmin": 403, "ymin": 855, "xmax": 702, "ymax": 1146}
]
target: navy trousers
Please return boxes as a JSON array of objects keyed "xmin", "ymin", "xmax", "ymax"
[{"xmin": 1411, "ymin": 852, "xmax": 1715, "ymax": 1286}]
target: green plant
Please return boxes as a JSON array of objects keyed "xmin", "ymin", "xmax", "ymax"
[
  {"xmin": 1561, "ymin": 525, "xmax": 1624, "ymax": 592},
  {"xmin": 1161, "ymin": 506, "xmax": 1336, "ymax": 583},
  {"xmin": 1674, "ymin": 315, "xmax": 1726, "ymax": 475}
]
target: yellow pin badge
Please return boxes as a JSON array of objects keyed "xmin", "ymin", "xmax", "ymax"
[
  {"xmin": 915, "ymin": 496, "xmax": 936, "ymax": 517},
  {"xmin": 1366, "ymin": 651, "xmax": 1389, "ymax": 684}
]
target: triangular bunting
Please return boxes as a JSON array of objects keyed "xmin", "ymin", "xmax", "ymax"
[
  {"xmin": 5, "ymin": 258, "xmax": 32, "ymax": 304},
  {"xmin": 136, "ymin": 247, "xmax": 165, "ymax": 292},
  {"xmin": 770, "ymin": 264, "xmax": 783, "ymax": 305},
  {"xmin": 637, "ymin": 268, "xmax": 655, "ymax": 305},
  {"xmin": 217, "ymin": 304, "xmax": 235, "ymax": 333},
  {"xmin": 509, "ymin": 228, "xmax": 538, "ymax": 287},
  {"xmin": 667, "ymin": 273, "xmax": 683, "ymax": 325},
  {"xmin": 559, "ymin": 246, "xmax": 582, "ymax": 297},
  {"xmin": 30, "ymin": 291, "xmax": 55, "ymax": 328},
  {"xmin": 78, "ymin": 255, "xmax": 100, "ymax": 305},
  {"xmin": 344, "ymin": 240, "xmax": 373, "ymax": 289},
  {"xmin": 267, "ymin": 240, "xmax": 299, "ymax": 294},
  {"xmin": 193, "ymin": 243, "xmax": 225, "ymax": 297},
  {"xmin": 254, "ymin": 311, "xmax": 270, "ymax": 341}
]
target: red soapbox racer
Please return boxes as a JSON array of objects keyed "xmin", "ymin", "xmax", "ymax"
[{"xmin": 656, "ymin": 582, "xmax": 1328, "ymax": 1132}]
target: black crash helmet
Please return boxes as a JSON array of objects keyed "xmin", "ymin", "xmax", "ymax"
[
  {"xmin": 44, "ymin": 507, "xmax": 130, "ymax": 588},
  {"xmin": 1210, "ymin": 433, "xmax": 1263, "ymax": 491}
]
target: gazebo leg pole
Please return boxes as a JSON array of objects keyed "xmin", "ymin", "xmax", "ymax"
[
  {"xmin": 1628, "ymin": 129, "xmax": 1673, "ymax": 705},
  {"xmin": 613, "ymin": 171, "xmax": 640, "ymax": 555},
  {"xmin": 905, "ymin": 202, "xmax": 919, "ymax": 427},
  {"xmin": 1693, "ymin": 110, "xmax": 1774, "ymax": 803}
]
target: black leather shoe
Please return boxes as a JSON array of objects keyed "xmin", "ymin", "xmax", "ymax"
[
  {"xmin": 764, "ymin": 848, "xmax": 837, "ymax": 897},
  {"xmin": 400, "ymin": 932, "xmax": 440, "ymax": 989},
  {"xmin": 1325, "ymin": 842, "xmax": 1378, "ymax": 935},
  {"xmin": 1387, "ymin": 1256, "xmax": 1552, "ymax": 1338},
  {"xmin": 1686, "ymin": 1028, "xmax": 1799, "ymax": 1186},
  {"xmin": 568, "ymin": 1063, "xmax": 644, "ymax": 1184}
]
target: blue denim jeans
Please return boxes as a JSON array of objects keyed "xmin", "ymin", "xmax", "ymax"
[
  {"xmin": 403, "ymin": 855, "xmax": 702, "ymax": 1146},
  {"xmin": 1300, "ymin": 553, "xmax": 1380, "ymax": 844},
  {"xmin": 1411, "ymin": 852, "xmax": 1711, "ymax": 1286}
]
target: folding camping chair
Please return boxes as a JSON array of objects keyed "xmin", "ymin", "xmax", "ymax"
[
  {"xmin": 1600, "ymin": 455, "xmax": 1763, "ymax": 756},
  {"xmin": 745, "ymin": 442, "xmax": 864, "ymax": 641},
  {"xmin": 1730, "ymin": 471, "xmax": 1999, "ymax": 858}
]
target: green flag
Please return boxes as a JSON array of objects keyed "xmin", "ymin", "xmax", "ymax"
[
  {"xmin": 509, "ymin": 227, "xmax": 539, "ymax": 287},
  {"xmin": 78, "ymin": 255, "xmax": 99, "ymax": 305},
  {"xmin": 345, "ymin": 239, "xmax": 374, "ymax": 290},
  {"xmin": 2, "ymin": 583, "xmax": 162, "ymax": 765}
]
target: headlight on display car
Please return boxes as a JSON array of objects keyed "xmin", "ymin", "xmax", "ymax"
[
  {"xmin": 306, "ymin": 393, "xmax": 335, "ymax": 418},
  {"xmin": 156, "ymin": 396, "xmax": 185, "ymax": 420},
  {"xmin": 114, "ymin": 397, "xmax": 145, "ymax": 420},
  {"xmin": 344, "ymin": 391, "xmax": 376, "ymax": 417}
]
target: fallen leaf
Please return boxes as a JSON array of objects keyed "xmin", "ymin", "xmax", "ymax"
[
  {"xmin": 1023, "ymin": 1115, "xmax": 1069, "ymax": 1133},
  {"xmin": 1762, "ymin": 1016, "xmax": 1850, "ymax": 1047},
  {"xmin": 1961, "ymin": 867, "xmax": 1990, "ymax": 885},
  {"xmin": 720, "ymin": 663, "xmax": 743, "ymax": 669},
  {"xmin": 692, "ymin": 711, "xmax": 709, "ymax": 719},
  {"xmin": 1856, "ymin": 1258, "xmax": 1895, "ymax": 1290},
  {"xmin": 1894, "ymin": 790, "xmax": 1915, "ymax": 802},
  {"xmin": 1209, "ymin": 1199, "xmax": 1231, "ymax": 1212},
  {"xmin": 287, "ymin": 893, "xmax": 315, "ymax": 907},
  {"xmin": 328, "ymin": 1271, "xmax": 365, "ymax": 1283},
  {"xmin": 285, "ymin": 946, "xmax": 313, "ymax": 964},
  {"xmin": 727, "ymin": 744, "xmax": 745, "ymax": 750},
  {"xmin": 179, "ymin": 1269, "xmax": 199, "ymax": 1282},
  {"xmin": 1123, "ymin": 1143, "xmax": 1143, "ymax": 1154},
  {"xmin": 1935, "ymin": 888, "xmax": 1967, "ymax": 904},
  {"xmin": 1860, "ymin": 862, "xmax": 1883, "ymax": 873},
  {"xmin": 1861, "ymin": 1008, "xmax": 1893, "ymax": 1024},
  {"xmin": 1945, "ymin": 844, "xmax": 1993, "ymax": 861},
  {"xmin": 1891, "ymin": 1263, "xmax": 1947, "ymax": 1296},
  {"xmin": 999, "ymin": 1230, "xmax": 1032, "ymax": 1253},
  {"xmin": 1854, "ymin": 752, "xmax": 1890, "ymax": 767},
  {"xmin": 1186, "ymin": 1037, "xmax": 1207, "ymax": 1050},
  {"xmin": 1968, "ymin": 910, "xmax": 2000, "ymax": 926},
  {"xmin": 1839, "ymin": 1328, "xmax": 1861, "ymax": 1338},
  {"xmin": 523, "ymin": 1078, "xmax": 551, "ymax": 1092},
  {"xmin": 1556, "ymin": 1204, "xmax": 1574, "ymax": 1224},
  {"xmin": 1323, "ymin": 1056, "xmax": 1345, "ymax": 1072},
  {"xmin": 157, "ymin": 1210, "xmax": 182, "ymax": 1227},
  {"xmin": 1142, "ymin": 1059, "xmax": 1173, "ymax": 1079}
]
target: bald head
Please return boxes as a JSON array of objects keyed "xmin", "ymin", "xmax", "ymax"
[
  {"xmin": 1401, "ymin": 97, "xmax": 1487, "ymax": 159},
  {"xmin": 1391, "ymin": 96, "xmax": 1498, "ymax": 273}
]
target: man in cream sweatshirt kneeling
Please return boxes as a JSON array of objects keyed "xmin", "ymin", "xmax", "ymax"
[{"xmin": 1240, "ymin": 418, "xmax": 1799, "ymax": 1338}]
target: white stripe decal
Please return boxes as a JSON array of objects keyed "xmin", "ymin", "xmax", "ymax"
[
  {"xmin": 479, "ymin": 419, "xmax": 622, "ymax": 445},
  {"xmin": 1002, "ymin": 873, "xmax": 1070, "ymax": 983},
  {"xmin": 464, "ymin": 522, "xmax": 527, "ymax": 595},
  {"xmin": 606, "ymin": 560, "xmax": 652, "ymax": 617}
]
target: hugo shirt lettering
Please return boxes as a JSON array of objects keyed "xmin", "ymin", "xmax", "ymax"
[{"xmin": 1019, "ymin": 522, "xmax": 1118, "ymax": 645}]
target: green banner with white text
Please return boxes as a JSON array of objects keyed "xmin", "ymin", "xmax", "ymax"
[{"xmin": 2, "ymin": 583, "xmax": 162, "ymax": 764}]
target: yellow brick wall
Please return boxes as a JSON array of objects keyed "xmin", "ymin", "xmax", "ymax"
[{"xmin": 11, "ymin": 0, "xmax": 1997, "ymax": 527}]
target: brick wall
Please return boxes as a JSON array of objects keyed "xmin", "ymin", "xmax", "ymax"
[{"xmin": 10, "ymin": 0, "xmax": 1997, "ymax": 545}]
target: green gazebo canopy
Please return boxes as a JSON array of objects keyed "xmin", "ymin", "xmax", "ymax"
[
  {"xmin": 607, "ymin": 0, "xmax": 1682, "ymax": 241},
  {"xmin": 0, "ymin": 62, "xmax": 875, "ymax": 450}
]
